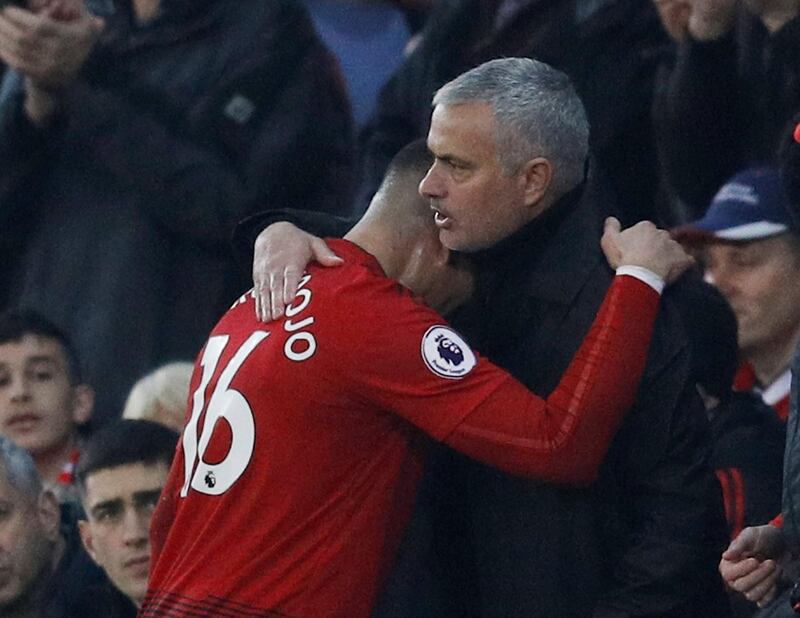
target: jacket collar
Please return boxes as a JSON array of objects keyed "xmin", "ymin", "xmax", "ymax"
[{"xmin": 471, "ymin": 170, "xmax": 606, "ymax": 306}]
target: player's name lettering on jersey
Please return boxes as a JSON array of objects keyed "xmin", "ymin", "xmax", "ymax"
[
  {"xmin": 283, "ymin": 273, "xmax": 316, "ymax": 362},
  {"xmin": 231, "ymin": 276, "xmax": 318, "ymax": 362}
]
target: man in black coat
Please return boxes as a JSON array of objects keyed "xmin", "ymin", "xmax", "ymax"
[
  {"xmin": 242, "ymin": 58, "xmax": 730, "ymax": 617},
  {"xmin": 0, "ymin": 0, "xmax": 354, "ymax": 424}
]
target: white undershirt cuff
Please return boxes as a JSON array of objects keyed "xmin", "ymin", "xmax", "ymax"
[{"xmin": 616, "ymin": 265, "xmax": 665, "ymax": 295}]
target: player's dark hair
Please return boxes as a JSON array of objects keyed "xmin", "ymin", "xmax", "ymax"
[
  {"xmin": 384, "ymin": 138, "xmax": 433, "ymax": 182},
  {"xmin": 0, "ymin": 309, "xmax": 83, "ymax": 384},
  {"xmin": 76, "ymin": 419, "xmax": 179, "ymax": 492},
  {"xmin": 375, "ymin": 139, "xmax": 435, "ymax": 227}
]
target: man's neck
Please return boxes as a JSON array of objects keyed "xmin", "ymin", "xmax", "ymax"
[
  {"xmin": 132, "ymin": 0, "xmax": 161, "ymax": 23},
  {"xmin": 758, "ymin": 1, "xmax": 799, "ymax": 33},
  {"xmin": 748, "ymin": 333, "xmax": 800, "ymax": 387},
  {"xmin": 344, "ymin": 219, "xmax": 405, "ymax": 281}
]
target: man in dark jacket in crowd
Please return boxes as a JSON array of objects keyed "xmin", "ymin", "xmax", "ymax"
[
  {"xmin": 652, "ymin": 0, "xmax": 800, "ymax": 220},
  {"xmin": 718, "ymin": 118, "xmax": 800, "ymax": 618},
  {"xmin": 0, "ymin": 0, "xmax": 355, "ymax": 425},
  {"xmin": 74, "ymin": 419, "xmax": 178, "ymax": 616},
  {"xmin": 243, "ymin": 58, "xmax": 730, "ymax": 617}
]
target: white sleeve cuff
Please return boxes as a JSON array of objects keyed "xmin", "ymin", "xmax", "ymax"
[{"xmin": 615, "ymin": 265, "xmax": 665, "ymax": 294}]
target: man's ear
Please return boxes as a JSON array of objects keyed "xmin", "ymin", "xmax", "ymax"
[
  {"xmin": 78, "ymin": 518, "xmax": 101, "ymax": 565},
  {"xmin": 518, "ymin": 156, "xmax": 553, "ymax": 212},
  {"xmin": 70, "ymin": 384, "xmax": 94, "ymax": 426},
  {"xmin": 38, "ymin": 490, "xmax": 61, "ymax": 544}
]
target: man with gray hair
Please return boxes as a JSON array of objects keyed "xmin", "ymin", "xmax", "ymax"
[
  {"xmin": 244, "ymin": 57, "xmax": 729, "ymax": 616},
  {"xmin": 0, "ymin": 435, "xmax": 62, "ymax": 617},
  {"xmin": 0, "ymin": 436, "xmax": 113, "ymax": 618}
]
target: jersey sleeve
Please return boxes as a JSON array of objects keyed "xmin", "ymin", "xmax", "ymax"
[{"xmin": 324, "ymin": 273, "xmax": 660, "ymax": 485}]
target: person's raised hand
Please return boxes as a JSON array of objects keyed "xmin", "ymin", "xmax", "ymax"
[
  {"xmin": 0, "ymin": 2, "xmax": 103, "ymax": 90},
  {"xmin": 686, "ymin": 0, "xmax": 737, "ymax": 41},
  {"xmin": 252, "ymin": 222, "xmax": 342, "ymax": 323},
  {"xmin": 601, "ymin": 217, "xmax": 694, "ymax": 283},
  {"xmin": 719, "ymin": 524, "xmax": 787, "ymax": 607},
  {"xmin": 653, "ymin": 0, "xmax": 692, "ymax": 42}
]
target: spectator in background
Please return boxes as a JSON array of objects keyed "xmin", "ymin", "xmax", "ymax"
[
  {"xmin": 718, "ymin": 118, "xmax": 800, "ymax": 618},
  {"xmin": 75, "ymin": 419, "xmax": 178, "ymax": 616},
  {"xmin": 0, "ymin": 0, "xmax": 355, "ymax": 427},
  {"xmin": 653, "ymin": 0, "xmax": 800, "ymax": 221},
  {"xmin": 122, "ymin": 362, "xmax": 192, "ymax": 432},
  {"xmin": 676, "ymin": 278, "xmax": 784, "ymax": 537},
  {"xmin": 676, "ymin": 278, "xmax": 784, "ymax": 618},
  {"xmin": 303, "ymin": 0, "xmax": 412, "ymax": 128},
  {"xmin": 0, "ymin": 435, "xmax": 109, "ymax": 618},
  {"xmin": 674, "ymin": 168, "xmax": 800, "ymax": 423},
  {"xmin": 0, "ymin": 310, "xmax": 93, "ymax": 505}
]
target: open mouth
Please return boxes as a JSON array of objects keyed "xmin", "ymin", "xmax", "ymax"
[{"xmin": 432, "ymin": 208, "xmax": 452, "ymax": 228}]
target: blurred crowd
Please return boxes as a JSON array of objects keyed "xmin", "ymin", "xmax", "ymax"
[{"xmin": 0, "ymin": 0, "xmax": 799, "ymax": 616}]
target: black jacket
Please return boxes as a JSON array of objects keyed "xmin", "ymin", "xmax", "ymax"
[
  {"xmin": 710, "ymin": 392, "xmax": 785, "ymax": 539},
  {"xmin": 0, "ymin": 0, "xmax": 354, "ymax": 423},
  {"xmin": 653, "ymin": 10, "xmax": 800, "ymax": 218},
  {"xmin": 234, "ymin": 171, "xmax": 731, "ymax": 617},
  {"xmin": 46, "ymin": 518, "xmax": 137, "ymax": 618}
]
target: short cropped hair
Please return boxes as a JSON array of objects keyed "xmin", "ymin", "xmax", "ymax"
[
  {"xmin": 433, "ymin": 57, "xmax": 590, "ymax": 196},
  {"xmin": 0, "ymin": 309, "xmax": 83, "ymax": 384},
  {"xmin": 370, "ymin": 139, "xmax": 436, "ymax": 228},
  {"xmin": 76, "ymin": 420, "xmax": 179, "ymax": 492},
  {"xmin": 0, "ymin": 436, "xmax": 43, "ymax": 500},
  {"xmin": 383, "ymin": 139, "xmax": 433, "ymax": 187}
]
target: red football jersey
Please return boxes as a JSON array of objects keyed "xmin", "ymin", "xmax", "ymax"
[{"xmin": 143, "ymin": 239, "xmax": 659, "ymax": 617}]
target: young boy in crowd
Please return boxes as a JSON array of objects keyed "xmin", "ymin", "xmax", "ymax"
[{"xmin": 0, "ymin": 310, "xmax": 94, "ymax": 504}]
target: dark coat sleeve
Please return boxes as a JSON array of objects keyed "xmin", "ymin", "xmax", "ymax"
[
  {"xmin": 593, "ymin": 306, "xmax": 731, "ymax": 618},
  {"xmin": 781, "ymin": 346, "xmax": 800, "ymax": 545},
  {"xmin": 0, "ymin": 72, "xmax": 67, "ymax": 308},
  {"xmin": 231, "ymin": 209, "xmax": 356, "ymax": 272},
  {"xmin": 652, "ymin": 33, "xmax": 743, "ymax": 217},
  {"xmin": 57, "ymin": 2, "xmax": 354, "ymax": 248},
  {"xmin": 0, "ymin": 72, "xmax": 61, "ymax": 213}
]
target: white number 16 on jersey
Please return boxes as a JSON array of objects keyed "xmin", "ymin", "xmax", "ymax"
[{"xmin": 181, "ymin": 332, "xmax": 268, "ymax": 497}]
